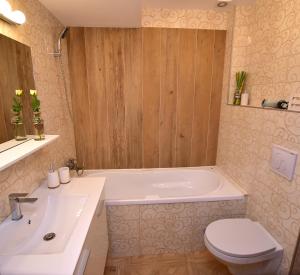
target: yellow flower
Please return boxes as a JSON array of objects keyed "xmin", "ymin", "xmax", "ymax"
[
  {"xmin": 30, "ymin": 89, "xmax": 37, "ymax": 96},
  {"xmin": 15, "ymin": 89, "xmax": 23, "ymax": 96}
]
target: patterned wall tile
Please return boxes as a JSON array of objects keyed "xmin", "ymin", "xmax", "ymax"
[
  {"xmin": 141, "ymin": 8, "xmax": 228, "ymax": 30},
  {"xmin": 109, "ymin": 238, "xmax": 140, "ymax": 258},
  {"xmin": 140, "ymin": 203, "xmax": 195, "ymax": 220},
  {"xmin": 0, "ymin": 0, "xmax": 76, "ymax": 222},
  {"xmin": 140, "ymin": 217, "xmax": 193, "ymax": 255},
  {"xmin": 107, "ymin": 199, "xmax": 247, "ymax": 258},
  {"xmin": 228, "ymin": 0, "xmax": 300, "ymax": 106},
  {"xmin": 107, "ymin": 205, "xmax": 140, "ymax": 220}
]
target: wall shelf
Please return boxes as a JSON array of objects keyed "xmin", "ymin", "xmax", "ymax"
[
  {"xmin": 227, "ymin": 103, "xmax": 300, "ymax": 113},
  {"xmin": 0, "ymin": 135, "xmax": 59, "ymax": 172}
]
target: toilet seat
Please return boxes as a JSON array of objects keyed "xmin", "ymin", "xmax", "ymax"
[{"xmin": 205, "ymin": 219, "xmax": 277, "ymax": 258}]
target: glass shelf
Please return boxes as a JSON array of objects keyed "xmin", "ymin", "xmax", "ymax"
[{"xmin": 227, "ymin": 104, "xmax": 300, "ymax": 113}]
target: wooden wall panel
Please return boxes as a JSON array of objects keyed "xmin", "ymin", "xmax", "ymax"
[
  {"xmin": 124, "ymin": 29, "xmax": 143, "ymax": 168},
  {"xmin": 68, "ymin": 28, "xmax": 96, "ymax": 168},
  {"xmin": 84, "ymin": 28, "xmax": 111, "ymax": 168},
  {"xmin": 142, "ymin": 28, "xmax": 161, "ymax": 168},
  {"xmin": 191, "ymin": 30, "xmax": 215, "ymax": 166},
  {"xmin": 68, "ymin": 27, "xmax": 226, "ymax": 169},
  {"xmin": 159, "ymin": 29, "xmax": 179, "ymax": 167},
  {"xmin": 176, "ymin": 29, "xmax": 197, "ymax": 167},
  {"xmin": 207, "ymin": 30, "xmax": 226, "ymax": 165},
  {"xmin": 103, "ymin": 29, "xmax": 127, "ymax": 169}
]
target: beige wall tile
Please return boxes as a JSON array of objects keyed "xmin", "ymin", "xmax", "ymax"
[
  {"xmin": 107, "ymin": 199, "xmax": 246, "ymax": 257},
  {"xmin": 0, "ymin": 0, "xmax": 76, "ymax": 222},
  {"xmin": 141, "ymin": 8, "xmax": 228, "ymax": 30}
]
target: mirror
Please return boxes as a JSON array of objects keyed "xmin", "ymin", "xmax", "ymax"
[
  {"xmin": 226, "ymin": 3, "xmax": 300, "ymax": 113},
  {"xmin": 0, "ymin": 34, "xmax": 35, "ymax": 152}
]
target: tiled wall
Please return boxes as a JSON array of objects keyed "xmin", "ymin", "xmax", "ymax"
[
  {"xmin": 142, "ymin": 8, "xmax": 228, "ymax": 30},
  {"xmin": 0, "ymin": 0, "xmax": 76, "ymax": 221},
  {"xmin": 218, "ymin": 1, "xmax": 300, "ymax": 273},
  {"xmin": 228, "ymin": 1, "xmax": 300, "ymax": 106},
  {"xmin": 107, "ymin": 200, "xmax": 246, "ymax": 257}
]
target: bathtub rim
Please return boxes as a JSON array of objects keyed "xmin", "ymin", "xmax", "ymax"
[{"xmin": 82, "ymin": 166, "xmax": 248, "ymax": 206}]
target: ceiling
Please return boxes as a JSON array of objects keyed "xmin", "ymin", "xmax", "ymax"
[{"xmin": 39, "ymin": 0, "xmax": 255, "ymax": 27}]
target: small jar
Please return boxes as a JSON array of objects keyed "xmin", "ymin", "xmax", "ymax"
[
  {"xmin": 241, "ymin": 92, "xmax": 249, "ymax": 106},
  {"xmin": 33, "ymin": 112, "xmax": 45, "ymax": 141},
  {"xmin": 11, "ymin": 112, "xmax": 27, "ymax": 141}
]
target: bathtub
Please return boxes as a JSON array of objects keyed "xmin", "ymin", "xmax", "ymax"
[
  {"xmin": 86, "ymin": 166, "xmax": 246, "ymax": 205},
  {"xmin": 86, "ymin": 166, "xmax": 247, "ymax": 257}
]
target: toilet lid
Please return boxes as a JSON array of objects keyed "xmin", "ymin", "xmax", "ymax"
[{"xmin": 205, "ymin": 219, "xmax": 276, "ymax": 258}]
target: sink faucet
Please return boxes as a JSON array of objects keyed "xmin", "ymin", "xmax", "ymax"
[{"xmin": 9, "ymin": 193, "xmax": 38, "ymax": 221}]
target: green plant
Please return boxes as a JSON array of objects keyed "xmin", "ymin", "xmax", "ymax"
[
  {"xmin": 236, "ymin": 71, "xmax": 247, "ymax": 92},
  {"xmin": 30, "ymin": 90, "xmax": 41, "ymax": 112},
  {"xmin": 12, "ymin": 89, "xmax": 23, "ymax": 114}
]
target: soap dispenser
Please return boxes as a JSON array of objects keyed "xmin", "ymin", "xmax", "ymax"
[{"xmin": 47, "ymin": 163, "xmax": 60, "ymax": 189}]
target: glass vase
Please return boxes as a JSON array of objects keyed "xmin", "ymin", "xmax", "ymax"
[
  {"xmin": 11, "ymin": 112, "xmax": 27, "ymax": 141},
  {"xmin": 233, "ymin": 89, "xmax": 241, "ymax": 105},
  {"xmin": 33, "ymin": 112, "xmax": 45, "ymax": 141}
]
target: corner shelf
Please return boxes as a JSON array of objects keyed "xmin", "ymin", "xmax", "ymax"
[{"xmin": 0, "ymin": 135, "xmax": 59, "ymax": 172}]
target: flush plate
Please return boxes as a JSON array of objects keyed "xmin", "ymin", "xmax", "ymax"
[{"xmin": 271, "ymin": 144, "xmax": 298, "ymax": 181}]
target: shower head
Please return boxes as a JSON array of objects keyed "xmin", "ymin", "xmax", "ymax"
[
  {"xmin": 60, "ymin": 27, "xmax": 69, "ymax": 39},
  {"xmin": 49, "ymin": 26, "xmax": 69, "ymax": 57}
]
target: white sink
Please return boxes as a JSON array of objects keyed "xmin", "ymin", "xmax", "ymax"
[
  {"xmin": 0, "ymin": 178, "xmax": 105, "ymax": 275},
  {"xmin": 0, "ymin": 195, "xmax": 87, "ymax": 255}
]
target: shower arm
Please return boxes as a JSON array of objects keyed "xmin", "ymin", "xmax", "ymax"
[{"xmin": 49, "ymin": 27, "xmax": 69, "ymax": 57}]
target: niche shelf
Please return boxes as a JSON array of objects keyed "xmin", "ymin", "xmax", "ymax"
[{"xmin": 0, "ymin": 135, "xmax": 59, "ymax": 171}]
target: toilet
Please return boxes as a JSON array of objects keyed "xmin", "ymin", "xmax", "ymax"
[{"xmin": 204, "ymin": 219, "xmax": 283, "ymax": 275}]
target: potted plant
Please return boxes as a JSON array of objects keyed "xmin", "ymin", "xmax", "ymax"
[
  {"xmin": 11, "ymin": 89, "xmax": 27, "ymax": 140},
  {"xmin": 233, "ymin": 71, "xmax": 247, "ymax": 105},
  {"xmin": 30, "ymin": 90, "xmax": 45, "ymax": 140}
]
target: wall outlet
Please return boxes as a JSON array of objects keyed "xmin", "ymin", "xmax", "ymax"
[{"xmin": 271, "ymin": 144, "xmax": 298, "ymax": 181}]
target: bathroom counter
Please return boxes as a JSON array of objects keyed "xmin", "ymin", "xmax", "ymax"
[{"xmin": 0, "ymin": 177, "xmax": 106, "ymax": 275}]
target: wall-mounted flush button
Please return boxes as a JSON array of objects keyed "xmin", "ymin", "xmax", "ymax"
[{"xmin": 271, "ymin": 144, "xmax": 298, "ymax": 181}]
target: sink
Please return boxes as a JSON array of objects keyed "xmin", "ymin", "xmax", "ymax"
[{"xmin": 0, "ymin": 195, "xmax": 87, "ymax": 256}]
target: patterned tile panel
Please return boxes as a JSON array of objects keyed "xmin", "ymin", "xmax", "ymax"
[
  {"xmin": 142, "ymin": 8, "xmax": 228, "ymax": 30},
  {"xmin": 107, "ymin": 199, "xmax": 247, "ymax": 257},
  {"xmin": 0, "ymin": 0, "xmax": 76, "ymax": 221},
  {"xmin": 219, "ymin": 15, "xmax": 300, "ymax": 270}
]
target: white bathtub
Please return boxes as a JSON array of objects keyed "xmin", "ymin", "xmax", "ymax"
[{"xmin": 86, "ymin": 166, "xmax": 246, "ymax": 205}]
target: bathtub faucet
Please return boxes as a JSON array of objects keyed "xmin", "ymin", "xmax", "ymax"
[{"xmin": 66, "ymin": 158, "xmax": 85, "ymax": 176}]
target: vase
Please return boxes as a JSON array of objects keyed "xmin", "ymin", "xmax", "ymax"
[
  {"xmin": 233, "ymin": 89, "xmax": 241, "ymax": 105},
  {"xmin": 33, "ymin": 112, "xmax": 45, "ymax": 141},
  {"xmin": 11, "ymin": 112, "xmax": 27, "ymax": 141}
]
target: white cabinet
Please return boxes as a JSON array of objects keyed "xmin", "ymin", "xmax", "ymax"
[{"xmin": 74, "ymin": 191, "xmax": 108, "ymax": 275}]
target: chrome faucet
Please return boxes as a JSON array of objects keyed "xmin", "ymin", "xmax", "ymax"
[
  {"xmin": 9, "ymin": 193, "xmax": 38, "ymax": 221},
  {"xmin": 66, "ymin": 158, "xmax": 85, "ymax": 176}
]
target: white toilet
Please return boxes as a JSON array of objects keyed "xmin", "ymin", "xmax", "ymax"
[{"xmin": 204, "ymin": 218, "xmax": 283, "ymax": 275}]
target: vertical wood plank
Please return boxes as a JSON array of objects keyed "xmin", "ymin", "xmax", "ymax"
[
  {"xmin": 68, "ymin": 28, "xmax": 96, "ymax": 168},
  {"xmin": 142, "ymin": 28, "xmax": 161, "ymax": 168},
  {"xmin": 124, "ymin": 29, "xmax": 143, "ymax": 168},
  {"xmin": 207, "ymin": 30, "xmax": 226, "ymax": 165},
  {"xmin": 103, "ymin": 29, "xmax": 127, "ymax": 168},
  {"xmin": 68, "ymin": 27, "xmax": 226, "ymax": 169},
  {"xmin": 176, "ymin": 29, "xmax": 197, "ymax": 167},
  {"xmin": 190, "ymin": 30, "xmax": 215, "ymax": 166},
  {"xmin": 84, "ymin": 28, "xmax": 111, "ymax": 168},
  {"xmin": 159, "ymin": 28, "xmax": 179, "ymax": 167}
]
